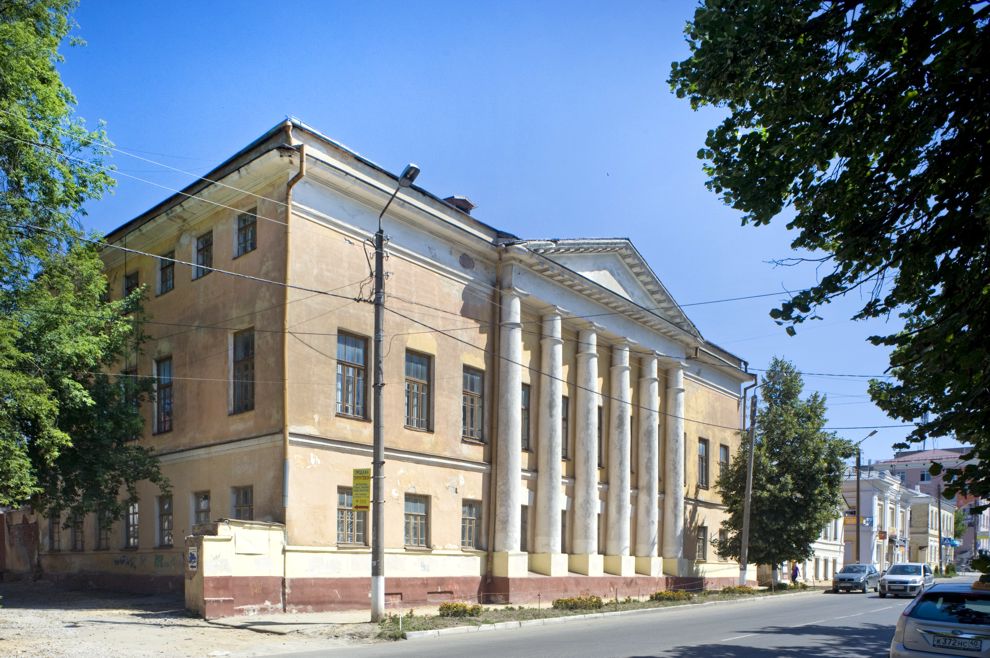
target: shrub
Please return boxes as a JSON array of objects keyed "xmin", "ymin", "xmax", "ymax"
[
  {"xmin": 438, "ymin": 602, "xmax": 482, "ymax": 617},
  {"xmin": 945, "ymin": 563, "xmax": 958, "ymax": 576},
  {"xmin": 720, "ymin": 586, "xmax": 757, "ymax": 596},
  {"xmin": 551, "ymin": 595, "xmax": 604, "ymax": 610},
  {"xmin": 649, "ymin": 590, "xmax": 694, "ymax": 602}
]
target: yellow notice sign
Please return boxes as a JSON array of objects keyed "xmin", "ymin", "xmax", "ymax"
[{"xmin": 352, "ymin": 468, "xmax": 371, "ymax": 511}]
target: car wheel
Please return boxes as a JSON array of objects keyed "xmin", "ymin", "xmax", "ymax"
[
  {"xmin": 862, "ymin": 582, "xmax": 868, "ymax": 593},
  {"xmin": 832, "ymin": 587, "xmax": 838, "ymax": 593},
  {"xmin": 880, "ymin": 592, "xmax": 886, "ymax": 598}
]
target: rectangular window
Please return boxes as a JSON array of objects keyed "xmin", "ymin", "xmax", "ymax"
[
  {"xmin": 696, "ymin": 525, "xmax": 708, "ymax": 561},
  {"xmin": 70, "ymin": 513, "xmax": 84, "ymax": 552},
  {"xmin": 232, "ymin": 486, "xmax": 254, "ymax": 520},
  {"xmin": 235, "ymin": 209, "xmax": 257, "ymax": 256},
  {"xmin": 125, "ymin": 502, "xmax": 139, "ymax": 549},
  {"xmin": 48, "ymin": 515, "xmax": 61, "ymax": 552},
  {"xmin": 124, "ymin": 271, "xmax": 139, "ymax": 297},
  {"xmin": 193, "ymin": 491, "xmax": 211, "ymax": 525},
  {"xmin": 158, "ymin": 251, "xmax": 174, "ymax": 295},
  {"xmin": 337, "ymin": 488, "xmax": 367, "ymax": 545},
  {"xmin": 521, "ymin": 384, "xmax": 532, "ymax": 450},
  {"xmin": 194, "ymin": 231, "xmax": 213, "ymax": 279},
  {"xmin": 561, "ymin": 396, "xmax": 570, "ymax": 459},
  {"xmin": 560, "ymin": 510, "xmax": 568, "ymax": 554},
  {"xmin": 698, "ymin": 438, "xmax": 710, "ymax": 489},
  {"xmin": 461, "ymin": 500, "xmax": 481, "ymax": 549},
  {"xmin": 719, "ymin": 444, "xmax": 730, "ymax": 479},
  {"xmin": 336, "ymin": 333, "xmax": 367, "ymax": 419},
  {"xmin": 719, "ymin": 528, "xmax": 728, "ymax": 555},
  {"xmin": 404, "ymin": 494, "xmax": 429, "ymax": 547},
  {"xmin": 95, "ymin": 509, "xmax": 110, "ymax": 550},
  {"xmin": 404, "ymin": 351, "xmax": 431, "ymax": 430},
  {"xmin": 597, "ymin": 406, "xmax": 604, "ymax": 467},
  {"xmin": 232, "ymin": 329, "xmax": 255, "ymax": 413},
  {"xmin": 520, "ymin": 504, "xmax": 529, "ymax": 552},
  {"xmin": 154, "ymin": 357, "xmax": 173, "ymax": 434},
  {"xmin": 120, "ymin": 368, "xmax": 139, "ymax": 440},
  {"xmin": 158, "ymin": 495, "xmax": 173, "ymax": 547},
  {"xmin": 462, "ymin": 367, "xmax": 484, "ymax": 441}
]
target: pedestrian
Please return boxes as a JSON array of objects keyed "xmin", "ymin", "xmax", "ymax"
[{"xmin": 791, "ymin": 563, "xmax": 800, "ymax": 585}]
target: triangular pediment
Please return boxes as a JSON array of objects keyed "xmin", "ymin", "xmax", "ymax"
[{"xmin": 521, "ymin": 238, "xmax": 700, "ymax": 338}]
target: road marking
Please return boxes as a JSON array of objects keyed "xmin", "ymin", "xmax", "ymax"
[
  {"xmin": 791, "ymin": 618, "xmax": 828, "ymax": 627},
  {"xmin": 721, "ymin": 634, "xmax": 755, "ymax": 642}
]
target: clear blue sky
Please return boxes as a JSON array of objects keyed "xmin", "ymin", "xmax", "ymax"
[{"xmin": 59, "ymin": 0, "xmax": 934, "ymax": 463}]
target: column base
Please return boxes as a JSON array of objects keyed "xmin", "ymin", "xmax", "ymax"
[
  {"xmin": 529, "ymin": 552, "xmax": 569, "ymax": 576},
  {"xmin": 663, "ymin": 557, "xmax": 693, "ymax": 577},
  {"xmin": 635, "ymin": 556, "xmax": 663, "ymax": 577},
  {"xmin": 492, "ymin": 551, "xmax": 529, "ymax": 578},
  {"xmin": 603, "ymin": 554, "xmax": 635, "ymax": 576},
  {"xmin": 568, "ymin": 553, "xmax": 604, "ymax": 576}
]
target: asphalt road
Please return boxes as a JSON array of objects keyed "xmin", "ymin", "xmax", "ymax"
[{"xmin": 270, "ymin": 587, "xmax": 921, "ymax": 658}]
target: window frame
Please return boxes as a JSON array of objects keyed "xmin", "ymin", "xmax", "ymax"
[
  {"xmin": 337, "ymin": 487, "xmax": 368, "ymax": 546},
  {"xmin": 124, "ymin": 502, "xmax": 139, "ymax": 549},
  {"xmin": 461, "ymin": 500, "xmax": 482, "ymax": 550},
  {"xmin": 461, "ymin": 366, "xmax": 484, "ymax": 441},
  {"xmin": 404, "ymin": 351, "xmax": 432, "ymax": 431},
  {"xmin": 158, "ymin": 495, "xmax": 173, "ymax": 547},
  {"xmin": 123, "ymin": 271, "xmax": 139, "ymax": 298},
  {"xmin": 157, "ymin": 251, "xmax": 174, "ymax": 295},
  {"xmin": 95, "ymin": 509, "xmax": 111, "ymax": 551},
  {"xmin": 193, "ymin": 491, "xmax": 211, "ymax": 525},
  {"xmin": 561, "ymin": 395, "xmax": 570, "ymax": 459},
  {"xmin": 719, "ymin": 443, "xmax": 730, "ymax": 479},
  {"xmin": 154, "ymin": 356, "xmax": 173, "ymax": 434},
  {"xmin": 521, "ymin": 383, "xmax": 532, "ymax": 451},
  {"xmin": 48, "ymin": 515, "xmax": 61, "ymax": 552},
  {"xmin": 336, "ymin": 332, "xmax": 368, "ymax": 419},
  {"xmin": 404, "ymin": 494, "xmax": 430, "ymax": 548},
  {"xmin": 193, "ymin": 230, "xmax": 213, "ymax": 279},
  {"xmin": 70, "ymin": 513, "xmax": 84, "ymax": 552},
  {"xmin": 698, "ymin": 438, "xmax": 710, "ymax": 489},
  {"xmin": 231, "ymin": 485, "xmax": 254, "ymax": 520},
  {"xmin": 231, "ymin": 328, "xmax": 255, "ymax": 414},
  {"xmin": 696, "ymin": 525, "xmax": 708, "ymax": 562},
  {"xmin": 235, "ymin": 208, "xmax": 257, "ymax": 257}
]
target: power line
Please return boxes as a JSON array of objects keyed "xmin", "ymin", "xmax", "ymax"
[
  {"xmin": 0, "ymin": 129, "xmax": 290, "ymax": 229},
  {"xmin": 14, "ymin": 224, "xmax": 370, "ymax": 303}
]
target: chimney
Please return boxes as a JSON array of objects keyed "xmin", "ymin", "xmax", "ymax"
[{"xmin": 444, "ymin": 195, "xmax": 476, "ymax": 215}]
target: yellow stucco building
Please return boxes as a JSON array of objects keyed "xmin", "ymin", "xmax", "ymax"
[{"xmin": 12, "ymin": 120, "xmax": 756, "ymax": 615}]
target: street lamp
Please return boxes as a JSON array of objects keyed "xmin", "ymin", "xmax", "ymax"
[
  {"xmin": 854, "ymin": 429, "xmax": 879, "ymax": 564},
  {"xmin": 371, "ymin": 163, "xmax": 420, "ymax": 622}
]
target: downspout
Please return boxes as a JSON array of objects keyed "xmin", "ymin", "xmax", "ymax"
[
  {"xmin": 485, "ymin": 247, "xmax": 504, "ymax": 590},
  {"xmin": 282, "ymin": 124, "xmax": 306, "ymax": 611}
]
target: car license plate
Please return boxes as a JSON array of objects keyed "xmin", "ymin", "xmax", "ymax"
[
  {"xmin": 932, "ymin": 635, "xmax": 981, "ymax": 652},
  {"xmin": 891, "ymin": 585, "xmax": 904, "ymax": 591}
]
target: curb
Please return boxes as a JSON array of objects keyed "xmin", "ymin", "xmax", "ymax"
[{"xmin": 404, "ymin": 589, "xmax": 824, "ymax": 640}]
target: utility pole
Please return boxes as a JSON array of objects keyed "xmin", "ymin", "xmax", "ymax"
[
  {"xmin": 855, "ymin": 448, "xmax": 862, "ymax": 563},
  {"xmin": 739, "ymin": 393, "xmax": 757, "ymax": 586},
  {"xmin": 938, "ymin": 483, "xmax": 944, "ymax": 572},
  {"xmin": 371, "ymin": 164, "xmax": 419, "ymax": 622}
]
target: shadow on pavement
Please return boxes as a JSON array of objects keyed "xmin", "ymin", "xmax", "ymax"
[{"xmin": 631, "ymin": 621, "xmax": 894, "ymax": 657}]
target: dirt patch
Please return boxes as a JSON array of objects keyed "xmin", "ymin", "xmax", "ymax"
[{"xmin": 0, "ymin": 581, "xmax": 380, "ymax": 657}]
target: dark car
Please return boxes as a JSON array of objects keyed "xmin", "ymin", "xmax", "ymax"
[
  {"xmin": 833, "ymin": 563, "xmax": 880, "ymax": 593},
  {"xmin": 890, "ymin": 582, "xmax": 990, "ymax": 657}
]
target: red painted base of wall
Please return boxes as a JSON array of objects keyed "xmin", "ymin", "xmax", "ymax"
[{"xmin": 285, "ymin": 576, "xmax": 485, "ymax": 613}]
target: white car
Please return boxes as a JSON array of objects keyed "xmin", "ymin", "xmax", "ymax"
[
  {"xmin": 890, "ymin": 582, "xmax": 990, "ymax": 657},
  {"xmin": 880, "ymin": 563, "xmax": 935, "ymax": 599}
]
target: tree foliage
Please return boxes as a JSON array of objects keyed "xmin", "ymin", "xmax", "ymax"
[
  {"xmin": 670, "ymin": 1, "xmax": 989, "ymax": 499},
  {"xmin": 714, "ymin": 358, "xmax": 851, "ymax": 568},
  {"xmin": 0, "ymin": 0, "xmax": 166, "ymax": 520}
]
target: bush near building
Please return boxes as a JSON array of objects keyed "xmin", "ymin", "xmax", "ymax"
[{"xmin": 551, "ymin": 595, "xmax": 604, "ymax": 610}]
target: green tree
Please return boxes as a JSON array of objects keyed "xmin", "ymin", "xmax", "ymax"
[
  {"xmin": 0, "ymin": 0, "xmax": 166, "ymax": 522},
  {"xmin": 954, "ymin": 508, "xmax": 967, "ymax": 541},
  {"xmin": 714, "ymin": 358, "xmax": 851, "ymax": 574},
  {"xmin": 670, "ymin": 2, "xmax": 989, "ymax": 500}
]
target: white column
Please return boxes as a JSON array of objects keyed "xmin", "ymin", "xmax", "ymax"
[
  {"xmin": 532, "ymin": 311, "xmax": 567, "ymax": 576},
  {"xmin": 570, "ymin": 328, "xmax": 603, "ymax": 576},
  {"xmin": 635, "ymin": 354, "xmax": 661, "ymax": 576},
  {"xmin": 493, "ymin": 290, "xmax": 526, "ymax": 577},
  {"xmin": 605, "ymin": 342, "xmax": 633, "ymax": 576},
  {"xmin": 663, "ymin": 363, "xmax": 686, "ymax": 575}
]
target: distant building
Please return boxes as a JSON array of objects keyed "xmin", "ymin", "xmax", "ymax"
[
  {"xmin": 907, "ymin": 493, "xmax": 957, "ymax": 568},
  {"xmin": 842, "ymin": 469, "xmax": 921, "ymax": 570},
  {"xmin": 874, "ymin": 448, "xmax": 986, "ymax": 565}
]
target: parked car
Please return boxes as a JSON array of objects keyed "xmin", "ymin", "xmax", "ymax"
[
  {"xmin": 833, "ymin": 563, "xmax": 881, "ymax": 593},
  {"xmin": 880, "ymin": 563, "xmax": 935, "ymax": 599},
  {"xmin": 890, "ymin": 582, "xmax": 990, "ymax": 657}
]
